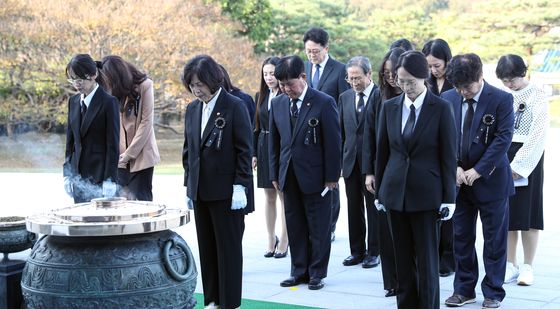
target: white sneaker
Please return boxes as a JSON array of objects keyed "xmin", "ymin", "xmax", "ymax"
[
  {"xmin": 517, "ymin": 264, "xmax": 534, "ymax": 286},
  {"xmin": 504, "ymin": 262, "xmax": 519, "ymax": 283}
]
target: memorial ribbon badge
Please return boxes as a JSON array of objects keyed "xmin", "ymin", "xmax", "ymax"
[
  {"xmin": 482, "ymin": 114, "xmax": 495, "ymax": 144},
  {"xmin": 213, "ymin": 117, "xmax": 226, "ymax": 150},
  {"xmin": 514, "ymin": 103, "xmax": 526, "ymax": 129},
  {"xmin": 305, "ymin": 117, "xmax": 319, "ymax": 145}
]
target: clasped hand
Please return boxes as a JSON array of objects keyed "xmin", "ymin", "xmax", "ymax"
[{"xmin": 456, "ymin": 167, "xmax": 481, "ymax": 186}]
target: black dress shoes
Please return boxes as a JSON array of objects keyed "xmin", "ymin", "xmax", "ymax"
[
  {"xmin": 280, "ymin": 276, "xmax": 307, "ymax": 287},
  {"xmin": 342, "ymin": 255, "xmax": 364, "ymax": 266},
  {"xmin": 308, "ymin": 278, "xmax": 324, "ymax": 290},
  {"xmin": 385, "ymin": 289, "xmax": 397, "ymax": 297},
  {"xmin": 264, "ymin": 236, "xmax": 279, "ymax": 258},
  {"xmin": 274, "ymin": 250, "xmax": 287, "ymax": 258},
  {"xmin": 362, "ymin": 255, "xmax": 380, "ymax": 268}
]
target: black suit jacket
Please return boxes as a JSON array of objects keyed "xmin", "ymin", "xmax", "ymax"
[
  {"xmin": 63, "ymin": 87, "xmax": 119, "ymax": 184},
  {"xmin": 339, "ymin": 85, "xmax": 379, "ymax": 178},
  {"xmin": 375, "ymin": 91, "xmax": 457, "ymax": 212},
  {"xmin": 361, "ymin": 88, "xmax": 383, "ymax": 176},
  {"xmin": 269, "ymin": 89, "xmax": 341, "ymax": 194},
  {"xmin": 183, "ymin": 89, "xmax": 254, "ymax": 213},
  {"xmin": 305, "ymin": 57, "xmax": 349, "ymax": 101},
  {"xmin": 442, "ymin": 82, "xmax": 514, "ymax": 202}
]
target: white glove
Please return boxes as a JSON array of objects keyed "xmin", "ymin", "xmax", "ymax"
[
  {"xmin": 231, "ymin": 184, "xmax": 247, "ymax": 210},
  {"xmin": 374, "ymin": 199, "xmax": 386, "ymax": 212},
  {"xmin": 185, "ymin": 196, "xmax": 194, "ymax": 210},
  {"xmin": 63, "ymin": 176, "xmax": 73, "ymax": 197},
  {"xmin": 102, "ymin": 180, "xmax": 117, "ymax": 197},
  {"xmin": 439, "ymin": 203, "xmax": 456, "ymax": 221}
]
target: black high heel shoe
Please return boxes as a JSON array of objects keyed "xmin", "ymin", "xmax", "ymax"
[
  {"xmin": 274, "ymin": 242, "xmax": 288, "ymax": 258},
  {"xmin": 264, "ymin": 236, "xmax": 279, "ymax": 258}
]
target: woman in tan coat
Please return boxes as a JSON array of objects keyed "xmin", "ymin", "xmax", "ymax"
[{"xmin": 100, "ymin": 55, "xmax": 160, "ymax": 201}]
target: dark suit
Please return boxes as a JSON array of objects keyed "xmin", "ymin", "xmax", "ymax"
[
  {"xmin": 269, "ymin": 88, "xmax": 341, "ymax": 281},
  {"xmin": 427, "ymin": 76, "xmax": 456, "ymax": 275},
  {"xmin": 442, "ymin": 82, "xmax": 514, "ymax": 302},
  {"xmin": 183, "ymin": 89, "xmax": 254, "ymax": 308},
  {"xmin": 339, "ymin": 87, "xmax": 379, "ymax": 258},
  {"xmin": 362, "ymin": 86, "xmax": 398, "ymax": 291},
  {"xmin": 305, "ymin": 57, "xmax": 350, "ymax": 234},
  {"xmin": 376, "ymin": 91, "xmax": 457, "ymax": 309},
  {"xmin": 63, "ymin": 86, "xmax": 119, "ymax": 203}
]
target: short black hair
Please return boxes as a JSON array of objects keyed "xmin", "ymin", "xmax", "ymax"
[
  {"xmin": 395, "ymin": 50, "xmax": 430, "ymax": 79},
  {"xmin": 303, "ymin": 27, "xmax": 329, "ymax": 47},
  {"xmin": 274, "ymin": 55, "xmax": 305, "ymax": 81},
  {"xmin": 421, "ymin": 38, "xmax": 452, "ymax": 65},
  {"xmin": 181, "ymin": 54, "xmax": 223, "ymax": 94},
  {"xmin": 495, "ymin": 54, "xmax": 528, "ymax": 79},
  {"xmin": 390, "ymin": 38, "xmax": 413, "ymax": 51},
  {"xmin": 445, "ymin": 53, "xmax": 483, "ymax": 88},
  {"xmin": 66, "ymin": 54, "xmax": 102, "ymax": 81}
]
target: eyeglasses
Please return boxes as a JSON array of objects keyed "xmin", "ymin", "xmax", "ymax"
[
  {"xmin": 189, "ymin": 82, "xmax": 206, "ymax": 90},
  {"xmin": 67, "ymin": 77, "xmax": 90, "ymax": 85},
  {"xmin": 381, "ymin": 71, "xmax": 394, "ymax": 79},
  {"xmin": 345, "ymin": 76, "xmax": 365, "ymax": 83},
  {"xmin": 305, "ymin": 48, "xmax": 324, "ymax": 55},
  {"xmin": 395, "ymin": 78, "xmax": 419, "ymax": 88}
]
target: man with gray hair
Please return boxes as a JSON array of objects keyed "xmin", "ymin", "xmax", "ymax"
[{"xmin": 338, "ymin": 56, "xmax": 381, "ymax": 269}]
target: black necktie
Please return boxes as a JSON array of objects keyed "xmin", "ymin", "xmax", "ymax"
[
  {"xmin": 356, "ymin": 92, "xmax": 365, "ymax": 118},
  {"xmin": 80, "ymin": 100, "xmax": 87, "ymax": 123},
  {"xmin": 402, "ymin": 104, "xmax": 416, "ymax": 146},
  {"xmin": 290, "ymin": 98, "xmax": 299, "ymax": 118},
  {"xmin": 461, "ymin": 99, "xmax": 475, "ymax": 164}
]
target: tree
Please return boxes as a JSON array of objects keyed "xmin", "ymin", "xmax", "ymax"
[{"xmin": 0, "ymin": 0, "xmax": 262, "ymax": 136}]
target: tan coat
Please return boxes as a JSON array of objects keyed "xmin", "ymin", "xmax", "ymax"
[{"xmin": 119, "ymin": 79, "xmax": 160, "ymax": 172}]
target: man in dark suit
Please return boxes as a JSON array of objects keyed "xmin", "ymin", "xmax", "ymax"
[
  {"xmin": 182, "ymin": 55, "xmax": 254, "ymax": 309},
  {"xmin": 269, "ymin": 55, "xmax": 341, "ymax": 290},
  {"xmin": 303, "ymin": 27, "xmax": 349, "ymax": 241},
  {"xmin": 442, "ymin": 53, "xmax": 514, "ymax": 309},
  {"xmin": 63, "ymin": 54, "xmax": 119, "ymax": 203},
  {"xmin": 338, "ymin": 56, "xmax": 380, "ymax": 269},
  {"xmin": 375, "ymin": 51, "xmax": 457, "ymax": 309}
]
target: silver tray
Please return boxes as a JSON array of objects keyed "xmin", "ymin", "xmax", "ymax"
[{"xmin": 26, "ymin": 198, "xmax": 189, "ymax": 237}]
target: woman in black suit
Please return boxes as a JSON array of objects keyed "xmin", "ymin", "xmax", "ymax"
[
  {"xmin": 375, "ymin": 51, "xmax": 457, "ymax": 309},
  {"xmin": 63, "ymin": 54, "xmax": 119, "ymax": 203},
  {"xmin": 422, "ymin": 38, "xmax": 453, "ymax": 96},
  {"xmin": 421, "ymin": 38, "xmax": 456, "ymax": 278},
  {"xmin": 378, "ymin": 47, "xmax": 406, "ymax": 101},
  {"xmin": 182, "ymin": 55, "xmax": 253, "ymax": 309},
  {"xmin": 252, "ymin": 57, "xmax": 289, "ymax": 258}
]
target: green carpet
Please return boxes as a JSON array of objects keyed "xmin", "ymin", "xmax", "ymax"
[{"xmin": 194, "ymin": 293, "xmax": 321, "ymax": 308}]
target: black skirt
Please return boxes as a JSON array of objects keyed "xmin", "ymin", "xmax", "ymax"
[
  {"xmin": 256, "ymin": 130, "xmax": 274, "ymax": 189},
  {"xmin": 507, "ymin": 142, "xmax": 544, "ymax": 231}
]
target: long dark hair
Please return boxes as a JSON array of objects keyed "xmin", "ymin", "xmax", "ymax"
[
  {"xmin": 254, "ymin": 57, "xmax": 281, "ymax": 131},
  {"xmin": 378, "ymin": 48, "xmax": 405, "ymax": 100},
  {"xmin": 66, "ymin": 54, "xmax": 104, "ymax": 83},
  {"xmin": 100, "ymin": 55, "xmax": 147, "ymax": 111}
]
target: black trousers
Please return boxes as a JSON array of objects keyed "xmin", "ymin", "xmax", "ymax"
[
  {"xmin": 379, "ymin": 210, "xmax": 397, "ymax": 290},
  {"xmin": 194, "ymin": 199, "xmax": 245, "ymax": 309},
  {"xmin": 118, "ymin": 167, "xmax": 154, "ymax": 201},
  {"xmin": 439, "ymin": 219, "xmax": 455, "ymax": 273},
  {"xmin": 330, "ymin": 187, "xmax": 341, "ymax": 234},
  {"xmin": 390, "ymin": 209, "xmax": 440, "ymax": 309},
  {"xmin": 343, "ymin": 162, "xmax": 379, "ymax": 256},
  {"xmin": 284, "ymin": 164, "xmax": 332, "ymax": 280}
]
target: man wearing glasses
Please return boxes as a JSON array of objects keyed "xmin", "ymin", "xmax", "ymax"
[
  {"xmin": 269, "ymin": 55, "xmax": 341, "ymax": 290},
  {"xmin": 303, "ymin": 27, "xmax": 349, "ymax": 242},
  {"xmin": 338, "ymin": 56, "xmax": 381, "ymax": 270}
]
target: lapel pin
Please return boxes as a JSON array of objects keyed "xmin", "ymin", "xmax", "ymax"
[
  {"xmin": 307, "ymin": 102, "xmax": 311, "ymax": 106},
  {"xmin": 216, "ymin": 112, "xmax": 221, "ymax": 116}
]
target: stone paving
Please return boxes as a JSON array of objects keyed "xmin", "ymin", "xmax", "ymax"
[{"xmin": 3, "ymin": 129, "xmax": 560, "ymax": 308}]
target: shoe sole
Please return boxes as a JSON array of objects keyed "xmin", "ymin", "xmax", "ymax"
[
  {"xmin": 517, "ymin": 280, "xmax": 533, "ymax": 286},
  {"xmin": 445, "ymin": 298, "xmax": 476, "ymax": 307}
]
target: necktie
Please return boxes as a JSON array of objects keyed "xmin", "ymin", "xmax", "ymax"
[
  {"xmin": 356, "ymin": 92, "xmax": 365, "ymax": 118},
  {"xmin": 80, "ymin": 100, "xmax": 87, "ymax": 123},
  {"xmin": 461, "ymin": 99, "xmax": 475, "ymax": 164},
  {"xmin": 312, "ymin": 64, "xmax": 321, "ymax": 89},
  {"xmin": 402, "ymin": 104, "xmax": 416, "ymax": 146},
  {"xmin": 290, "ymin": 98, "xmax": 299, "ymax": 118}
]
